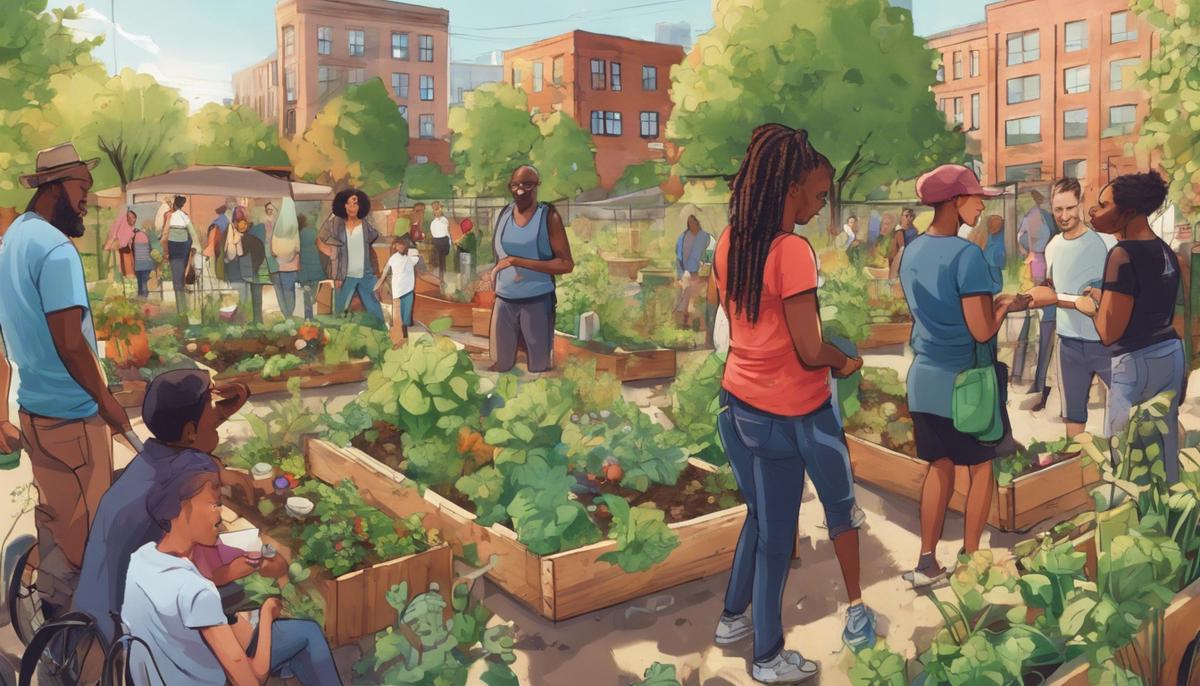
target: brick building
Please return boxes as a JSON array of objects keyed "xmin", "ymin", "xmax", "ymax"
[
  {"xmin": 266, "ymin": 0, "xmax": 451, "ymax": 168},
  {"xmin": 504, "ymin": 31, "xmax": 685, "ymax": 189},
  {"xmin": 232, "ymin": 52, "xmax": 279, "ymax": 126},
  {"xmin": 929, "ymin": 0, "xmax": 1160, "ymax": 197}
]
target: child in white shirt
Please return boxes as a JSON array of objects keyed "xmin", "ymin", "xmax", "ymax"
[{"xmin": 375, "ymin": 236, "xmax": 420, "ymax": 344}]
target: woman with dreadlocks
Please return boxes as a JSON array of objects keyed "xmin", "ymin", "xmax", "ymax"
[{"xmin": 711, "ymin": 124, "xmax": 876, "ymax": 684}]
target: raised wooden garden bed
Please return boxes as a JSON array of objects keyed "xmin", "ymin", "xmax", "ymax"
[
  {"xmin": 552, "ymin": 332, "xmax": 676, "ymax": 382},
  {"xmin": 858, "ymin": 322, "xmax": 912, "ymax": 350},
  {"xmin": 472, "ymin": 307, "xmax": 491, "ymax": 337},
  {"xmin": 413, "ymin": 293, "xmax": 474, "ymax": 328},
  {"xmin": 846, "ymin": 435, "xmax": 1099, "ymax": 532},
  {"xmin": 218, "ymin": 497, "xmax": 452, "ymax": 647},
  {"xmin": 304, "ymin": 438, "xmax": 802, "ymax": 621},
  {"xmin": 603, "ymin": 256, "xmax": 651, "ymax": 281},
  {"xmin": 200, "ymin": 359, "xmax": 372, "ymax": 396},
  {"xmin": 112, "ymin": 379, "xmax": 147, "ymax": 410}
]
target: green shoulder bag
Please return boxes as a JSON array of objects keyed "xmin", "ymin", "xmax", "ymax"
[{"xmin": 952, "ymin": 341, "xmax": 1003, "ymax": 443}]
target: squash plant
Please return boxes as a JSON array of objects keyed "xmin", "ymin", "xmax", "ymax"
[{"xmin": 354, "ymin": 581, "xmax": 517, "ymax": 686}]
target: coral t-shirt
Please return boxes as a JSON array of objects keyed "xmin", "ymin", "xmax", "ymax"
[{"xmin": 715, "ymin": 228, "xmax": 831, "ymax": 416}]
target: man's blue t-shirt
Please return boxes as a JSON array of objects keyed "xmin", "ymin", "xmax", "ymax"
[
  {"xmin": 900, "ymin": 234, "xmax": 995, "ymax": 418},
  {"xmin": 73, "ymin": 440, "xmax": 215, "ymax": 642},
  {"xmin": 0, "ymin": 213, "xmax": 98, "ymax": 418}
]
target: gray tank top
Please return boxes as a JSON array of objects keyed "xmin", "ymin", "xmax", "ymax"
[{"xmin": 494, "ymin": 203, "xmax": 555, "ymax": 300}]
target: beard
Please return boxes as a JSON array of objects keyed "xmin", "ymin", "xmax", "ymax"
[{"xmin": 50, "ymin": 191, "xmax": 86, "ymax": 238}]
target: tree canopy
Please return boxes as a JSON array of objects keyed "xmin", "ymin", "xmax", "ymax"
[
  {"xmin": 188, "ymin": 103, "xmax": 289, "ymax": 168},
  {"xmin": 404, "ymin": 161, "xmax": 454, "ymax": 200},
  {"xmin": 529, "ymin": 112, "xmax": 599, "ymax": 202},
  {"xmin": 667, "ymin": 0, "xmax": 964, "ymax": 215},
  {"xmin": 448, "ymin": 83, "xmax": 539, "ymax": 197}
]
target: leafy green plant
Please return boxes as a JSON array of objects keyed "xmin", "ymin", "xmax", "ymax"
[
  {"xmin": 237, "ymin": 562, "xmax": 325, "ymax": 625},
  {"xmin": 399, "ymin": 432, "xmax": 465, "ymax": 489},
  {"xmin": 262, "ymin": 353, "xmax": 305, "ymax": 379},
  {"xmin": 225, "ymin": 378, "xmax": 319, "ymax": 474},
  {"xmin": 820, "ymin": 265, "xmax": 871, "ymax": 343},
  {"xmin": 561, "ymin": 358, "xmax": 623, "ymax": 415},
  {"xmin": 322, "ymin": 321, "xmax": 391, "ymax": 365},
  {"xmin": 631, "ymin": 662, "xmax": 682, "ymax": 686},
  {"xmin": 361, "ymin": 333, "xmax": 485, "ymax": 441},
  {"xmin": 502, "ymin": 455, "xmax": 601, "ymax": 555},
  {"xmin": 848, "ymin": 644, "xmax": 908, "ymax": 686},
  {"xmin": 667, "ymin": 352, "xmax": 726, "ymax": 465},
  {"xmin": 354, "ymin": 581, "xmax": 517, "ymax": 686},
  {"xmin": 231, "ymin": 354, "xmax": 267, "ymax": 374},
  {"xmin": 596, "ymin": 494, "xmax": 680, "ymax": 573}
]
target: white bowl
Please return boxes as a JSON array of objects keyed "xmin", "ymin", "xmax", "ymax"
[{"xmin": 285, "ymin": 497, "xmax": 314, "ymax": 518}]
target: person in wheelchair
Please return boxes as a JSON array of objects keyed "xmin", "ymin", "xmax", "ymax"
[
  {"xmin": 73, "ymin": 370, "xmax": 278, "ymax": 645},
  {"xmin": 123, "ymin": 460, "xmax": 341, "ymax": 686}
]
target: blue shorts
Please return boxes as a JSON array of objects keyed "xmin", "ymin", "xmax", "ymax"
[
  {"xmin": 396, "ymin": 290, "xmax": 414, "ymax": 326},
  {"xmin": 1058, "ymin": 336, "xmax": 1112, "ymax": 424}
]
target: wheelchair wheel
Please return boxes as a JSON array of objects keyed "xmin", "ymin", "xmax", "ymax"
[
  {"xmin": 6, "ymin": 542, "xmax": 43, "ymax": 646},
  {"xmin": 19, "ymin": 614, "xmax": 105, "ymax": 686}
]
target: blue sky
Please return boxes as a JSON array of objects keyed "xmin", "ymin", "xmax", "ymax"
[{"xmin": 49, "ymin": 0, "xmax": 990, "ymax": 107}]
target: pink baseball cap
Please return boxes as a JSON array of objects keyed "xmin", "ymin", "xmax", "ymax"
[{"xmin": 916, "ymin": 164, "xmax": 1002, "ymax": 205}]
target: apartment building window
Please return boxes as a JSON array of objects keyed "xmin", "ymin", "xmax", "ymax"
[
  {"xmin": 936, "ymin": 60, "xmax": 945, "ymax": 83},
  {"xmin": 1110, "ymin": 58, "xmax": 1140, "ymax": 91},
  {"xmin": 285, "ymin": 109, "xmax": 296, "ymax": 136},
  {"xmin": 1064, "ymin": 65, "xmax": 1090, "ymax": 94},
  {"xmin": 271, "ymin": 66, "xmax": 278, "ymax": 86},
  {"xmin": 953, "ymin": 98, "xmax": 963, "ymax": 126},
  {"xmin": 938, "ymin": 98, "xmax": 946, "ymax": 112},
  {"xmin": 611, "ymin": 63, "xmax": 622, "ymax": 91},
  {"xmin": 532, "ymin": 61, "xmax": 543, "ymax": 92},
  {"xmin": 318, "ymin": 66, "xmax": 336, "ymax": 96},
  {"xmin": 1006, "ymin": 74, "xmax": 1040, "ymax": 104},
  {"xmin": 970, "ymin": 93, "xmax": 980, "ymax": 130},
  {"xmin": 349, "ymin": 68, "xmax": 365, "ymax": 85},
  {"xmin": 392, "ymin": 72, "xmax": 409, "ymax": 98},
  {"xmin": 1111, "ymin": 11, "xmax": 1137, "ymax": 43},
  {"xmin": 397, "ymin": 105, "xmax": 408, "ymax": 120},
  {"xmin": 1063, "ymin": 159, "xmax": 1087, "ymax": 179},
  {"xmin": 414, "ymin": 155, "xmax": 429, "ymax": 164},
  {"xmin": 591, "ymin": 59, "xmax": 606, "ymax": 89},
  {"xmin": 348, "ymin": 30, "xmax": 364, "ymax": 57},
  {"xmin": 283, "ymin": 26, "xmax": 295, "ymax": 58},
  {"xmin": 642, "ymin": 65, "xmax": 658, "ymax": 90},
  {"xmin": 419, "ymin": 114, "xmax": 435, "ymax": 139},
  {"xmin": 1064, "ymin": 20, "xmax": 1087, "ymax": 52},
  {"xmin": 1006, "ymin": 30, "xmax": 1039, "ymax": 66},
  {"xmin": 392, "ymin": 32, "xmax": 409, "ymax": 60},
  {"xmin": 420, "ymin": 75, "xmax": 434, "ymax": 101},
  {"xmin": 590, "ymin": 111, "xmax": 603, "ymax": 135},
  {"xmin": 969, "ymin": 50, "xmax": 980, "ymax": 77},
  {"xmin": 1005, "ymin": 162, "xmax": 1042, "ymax": 182},
  {"xmin": 285, "ymin": 67, "xmax": 296, "ymax": 102},
  {"xmin": 419, "ymin": 35, "xmax": 434, "ymax": 62},
  {"xmin": 640, "ymin": 112, "xmax": 659, "ymax": 138},
  {"xmin": 1063, "ymin": 108, "xmax": 1088, "ymax": 139},
  {"xmin": 317, "ymin": 26, "xmax": 332, "ymax": 55},
  {"xmin": 1005, "ymin": 115, "xmax": 1041, "ymax": 146},
  {"xmin": 953, "ymin": 52, "xmax": 963, "ymax": 80},
  {"xmin": 1108, "ymin": 105, "xmax": 1137, "ymax": 135},
  {"xmin": 511, "ymin": 67, "xmax": 522, "ymax": 89},
  {"xmin": 604, "ymin": 111, "xmax": 622, "ymax": 136},
  {"xmin": 552, "ymin": 56, "xmax": 564, "ymax": 85}
]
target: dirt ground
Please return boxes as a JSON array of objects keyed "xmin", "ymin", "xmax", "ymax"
[{"xmin": 2, "ymin": 294, "xmax": 1198, "ymax": 684}]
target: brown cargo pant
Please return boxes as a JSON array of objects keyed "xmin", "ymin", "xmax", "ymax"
[{"xmin": 18, "ymin": 411, "xmax": 112, "ymax": 610}]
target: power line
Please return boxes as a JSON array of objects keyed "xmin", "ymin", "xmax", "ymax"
[{"xmin": 452, "ymin": 0, "xmax": 691, "ymax": 31}]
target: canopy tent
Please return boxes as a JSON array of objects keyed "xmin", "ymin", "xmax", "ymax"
[{"xmin": 123, "ymin": 165, "xmax": 332, "ymax": 204}]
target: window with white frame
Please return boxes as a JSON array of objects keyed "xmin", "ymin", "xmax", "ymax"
[
  {"xmin": 1108, "ymin": 105, "xmax": 1136, "ymax": 135},
  {"xmin": 1005, "ymin": 115, "xmax": 1041, "ymax": 146},
  {"xmin": 1006, "ymin": 30, "xmax": 1039, "ymax": 65},
  {"xmin": 1109, "ymin": 58, "xmax": 1140, "ymax": 91},
  {"xmin": 1006, "ymin": 74, "xmax": 1040, "ymax": 104},
  {"xmin": 1065, "ymin": 20, "xmax": 1087, "ymax": 52},
  {"xmin": 1063, "ymin": 108, "xmax": 1088, "ymax": 139},
  {"xmin": 640, "ymin": 111, "xmax": 659, "ymax": 138},
  {"xmin": 283, "ymin": 26, "xmax": 295, "ymax": 58},
  {"xmin": 1064, "ymin": 65, "xmax": 1090, "ymax": 94},
  {"xmin": 1111, "ymin": 11, "xmax": 1137, "ymax": 43}
]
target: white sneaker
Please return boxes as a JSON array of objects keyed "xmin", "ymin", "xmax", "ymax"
[
  {"xmin": 902, "ymin": 566, "xmax": 948, "ymax": 589},
  {"xmin": 714, "ymin": 612, "xmax": 753, "ymax": 645},
  {"xmin": 752, "ymin": 650, "xmax": 819, "ymax": 684}
]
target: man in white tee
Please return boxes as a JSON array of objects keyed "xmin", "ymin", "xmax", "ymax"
[
  {"xmin": 376, "ymin": 236, "xmax": 421, "ymax": 345},
  {"xmin": 429, "ymin": 201, "xmax": 451, "ymax": 280}
]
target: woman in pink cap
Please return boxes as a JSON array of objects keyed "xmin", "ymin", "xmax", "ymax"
[{"xmin": 899, "ymin": 164, "xmax": 1030, "ymax": 587}]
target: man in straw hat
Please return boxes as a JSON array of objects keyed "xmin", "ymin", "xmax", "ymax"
[{"xmin": 0, "ymin": 142, "xmax": 134, "ymax": 616}]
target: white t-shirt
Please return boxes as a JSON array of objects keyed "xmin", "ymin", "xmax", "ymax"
[
  {"xmin": 387, "ymin": 250, "xmax": 420, "ymax": 296},
  {"xmin": 1045, "ymin": 229, "xmax": 1117, "ymax": 341},
  {"xmin": 841, "ymin": 224, "xmax": 857, "ymax": 248},
  {"xmin": 121, "ymin": 543, "xmax": 227, "ymax": 686},
  {"xmin": 346, "ymin": 222, "xmax": 366, "ymax": 279},
  {"xmin": 957, "ymin": 225, "xmax": 974, "ymax": 239},
  {"xmin": 429, "ymin": 216, "xmax": 450, "ymax": 239}
]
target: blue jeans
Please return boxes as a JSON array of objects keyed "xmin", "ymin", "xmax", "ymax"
[
  {"xmin": 237, "ymin": 282, "xmax": 264, "ymax": 325},
  {"xmin": 275, "ymin": 271, "xmax": 298, "ymax": 318},
  {"xmin": 335, "ymin": 275, "xmax": 385, "ymax": 323},
  {"xmin": 167, "ymin": 240, "xmax": 191, "ymax": 314},
  {"xmin": 300, "ymin": 282, "xmax": 318, "ymax": 320},
  {"xmin": 1107, "ymin": 338, "xmax": 1186, "ymax": 483},
  {"xmin": 717, "ymin": 389, "xmax": 859, "ymax": 663},
  {"xmin": 135, "ymin": 270, "xmax": 151, "ymax": 297},
  {"xmin": 247, "ymin": 618, "xmax": 342, "ymax": 686}
]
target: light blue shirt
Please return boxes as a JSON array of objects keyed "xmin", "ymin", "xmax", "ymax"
[
  {"xmin": 0, "ymin": 213, "xmax": 98, "ymax": 418},
  {"xmin": 675, "ymin": 229, "xmax": 712, "ymax": 278},
  {"xmin": 122, "ymin": 542, "xmax": 228, "ymax": 686},
  {"xmin": 1045, "ymin": 229, "xmax": 1117, "ymax": 341},
  {"xmin": 900, "ymin": 234, "xmax": 995, "ymax": 418},
  {"xmin": 494, "ymin": 203, "xmax": 555, "ymax": 300}
]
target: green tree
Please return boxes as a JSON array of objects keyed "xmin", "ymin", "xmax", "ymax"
[
  {"xmin": 448, "ymin": 83, "xmax": 539, "ymax": 197},
  {"xmin": 613, "ymin": 160, "xmax": 669, "ymax": 197},
  {"xmin": 63, "ymin": 69, "xmax": 193, "ymax": 194},
  {"xmin": 404, "ymin": 161, "xmax": 454, "ymax": 200},
  {"xmin": 529, "ymin": 112, "xmax": 599, "ymax": 202},
  {"xmin": 188, "ymin": 103, "xmax": 289, "ymax": 167},
  {"xmin": 288, "ymin": 79, "xmax": 409, "ymax": 196},
  {"xmin": 0, "ymin": 1, "xmax": 104, "ymax": 206},
  {"xmin": 1134, "ymin": 0, "xmax": 1200, "ymax": 221},
  {"xmin": 668, "ymin": 0, "xmax": 964, "ymax": 225}
]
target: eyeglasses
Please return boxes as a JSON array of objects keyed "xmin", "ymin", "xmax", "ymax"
[{"xmin": 509, "ymin": 181, "xmax": 539, "ymax": 191}]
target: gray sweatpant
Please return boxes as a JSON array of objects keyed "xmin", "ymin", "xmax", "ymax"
[{"xmin": 490, "ymin": 292, "xmax": 556, "ymax": 373}]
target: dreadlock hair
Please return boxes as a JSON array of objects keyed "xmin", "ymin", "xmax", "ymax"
[{"xmin": 726, "ymin": 124, "xmax": 832, "ymax": 324}]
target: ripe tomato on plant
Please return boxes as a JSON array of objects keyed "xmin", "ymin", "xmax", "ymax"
[{"xmin": 353, "ymin": 517, "xmax": 366, "ymax": 538}]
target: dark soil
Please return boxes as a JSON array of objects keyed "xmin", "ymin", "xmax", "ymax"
[
  {"xmin": 352, "ymin": 422, "xmax": 743, "ymax": 536},
  {"xmin": 182, "ymin": 334, "xmax": 322, "ymax": 372}
]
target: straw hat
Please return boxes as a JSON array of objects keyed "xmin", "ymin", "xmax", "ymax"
[{"xmin": 19, "ymin": 143, "xmax": 99, "ymax": 189}]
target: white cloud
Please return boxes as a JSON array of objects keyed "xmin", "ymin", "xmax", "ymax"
[
  {"xmin": 135, "ymin": 60, "xmax": 233, "ymax": 109},
  {"xmin": 73, "ymin": 7, "xmax": 161, "ymax": 55}
]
